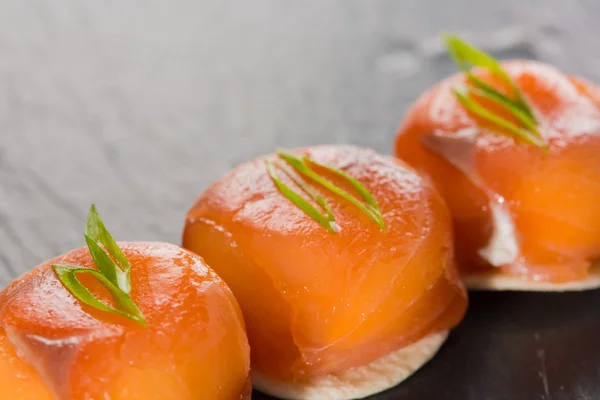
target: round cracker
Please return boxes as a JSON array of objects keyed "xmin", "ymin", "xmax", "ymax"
[
  {"xmin": 252, "ymin": 331, "xmax": 448, "ymax": 400},
  {"xmin": 464, "ymin": 260, "xmax": 600, "ymax": 292}
]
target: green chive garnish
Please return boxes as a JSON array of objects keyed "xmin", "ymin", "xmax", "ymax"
[
  {"xmin": 85, "ymin": 204, "xmax": 132, "ymax": 292},
  {"xmin": 452, "ymin": 88, "xmax": 547, "ymax": 149},
  {"xmin": 266, "ymin": 150, "xmax": 386, "ymax": 233},
  {"xmin": 444, "ymin": 34, "xmax": 548, "ymax": 150},
  {"xmin": 266, "ymin": 160, "xmax": 338, "ymax": 233},
  {"xmin": 53, "ymin": 205, "xmax": 146, "ymax": 325}
]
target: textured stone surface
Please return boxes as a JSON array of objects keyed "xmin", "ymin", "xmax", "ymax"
[{"xmin": 0, "ymin": 1, "xmax": 599, "ymax": 399}]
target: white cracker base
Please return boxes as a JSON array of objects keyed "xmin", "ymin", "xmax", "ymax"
[
  {"xmin": 464, "ymin": 260, "xmax": 600, "ymax": 292},
  {"xmin": 252, "ymin": 331, "xmax": 448, "ymax": 400}
]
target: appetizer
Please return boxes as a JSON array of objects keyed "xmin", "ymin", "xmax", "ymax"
[
  {"xmin": 0, "ymin": 206, "xmax": 251, "ymax": 400},
  {"xmin": 394, "ymin": 35, "xmax": 600, "ymax": 291},
  {"xmin": 183, "ymin": 145, "xmax": 467, "ymax": 399}
]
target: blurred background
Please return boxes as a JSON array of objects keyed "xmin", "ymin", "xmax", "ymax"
[{"xmin": 1, "ymin": 0, "xmax": 599, "ymax": 286}]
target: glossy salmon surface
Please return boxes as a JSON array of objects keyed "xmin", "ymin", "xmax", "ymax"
[
  {"xmin": 183, "ymin": 145, "xmax": 467, "ymax": 381},
  {"xmin": 0, "ymin": 242, "xmax": 251, "ymax": 400},
  {"xmin": 394, "ymin": 61, "xmax": 600, "ymax": 283}
]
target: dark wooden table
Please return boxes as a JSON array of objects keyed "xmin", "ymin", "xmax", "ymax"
[{"xmin": 1, "ymin": 1, "xmax": 599, "ymax": 399}]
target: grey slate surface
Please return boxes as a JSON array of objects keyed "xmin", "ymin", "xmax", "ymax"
[
  {"xmin": 0, "ymin": 2, "xmax": 599, "ymax": 399},
  {"xmin": 2, "ymin": 0, "xmax": 599, "ymax": 285}
]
